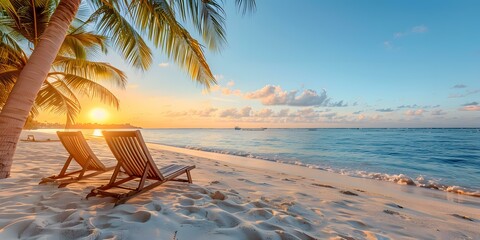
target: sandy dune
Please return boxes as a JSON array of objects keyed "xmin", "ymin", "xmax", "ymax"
[{"xmin": 0, "ymin": 131, "xmax": 479, "ymax": 239}]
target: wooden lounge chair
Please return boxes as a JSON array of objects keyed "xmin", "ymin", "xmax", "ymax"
[
  {"xmin": 26, "ymin": 135, "xmax": 36, "ymax": 141},
  {"xmin": 39, "ymin": 131, "xmax": 114, "ymax": 188},
  {"xmin": 86, "ymin": 130, "xmax": 195, "ymax": 206}
]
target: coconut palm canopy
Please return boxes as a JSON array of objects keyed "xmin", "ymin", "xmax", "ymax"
[
  {"xmin": 0, "ymin": 0, "xmax": 256, "ymax": 178},
  {"xmin": 0, "ymin": 0, "xmax": 255, "ymax": 125},
  {"xmin": 1, "ymin": 0, "xmax": 126, "ymax": 125}
]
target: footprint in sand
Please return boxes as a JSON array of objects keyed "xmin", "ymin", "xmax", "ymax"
[
  {"xmin": 216, "ymin": 170, "xmax": 237, "ymax": 175},
  {"xmin": 146, "ymin": 201, "xmax": 162, "ymax": 212},
  {"xmin": 238, "ymin": 178, "xmax": 271, "ymax": 186},
  {"xmin": 126, "ymin": 211, "xmax": 152, "ymax": 223},
  {"xmin": 179, "ymin": 198, "xmax": 195, "ymax": 206},
  {"xmin": 244, "ymin": 208, "xmax": 274, "ymax": 221},
  {"xmin": 256, "ymin": 222, "xmax": 285, "ymax": 231},
  {"xmin": 91, "ymin": 215, "xmax": 120, "ymax": 228},
  {"xmin": 451, "ymin": 214, "xmax": 475, "ymax": 222},
  {"xmin": 236, "ymin": 224, "xmax": 264, "ymax": 240},
  {"xmin": 346, "ymin": 220, "xmax": 370, "ymax": 229},
  {"xmin": 385, "ymin": 203, "xmax": 404, "ymax": 209},
  {"xmin": 52, "ymin": 209, "xmax": 77, "ymax": 223},
  {"xmin": 215, "ymin": 200, "xmax": 246, "ymax": 213},
  {"xmin": 274, "ymin": 215, "xmax": 314, "ymax": 231},
  {"xmin": 340, "ymin": 190, "xmax": 358, "ymax": 196},
  {"xmin": 182, "ymin": 193, "xmax": 204, "ymax": 200},
  {"xmin": 311, "ymin": 183, "xmax": 335, "ymax": 189},
  {"xmin": 288, "ymin": 229, "xmax": 318, "ymax": 240},
  {"xmin": 208, "ymin": 210, "xmax": 242, "ymax": 228},
  {"xmin": 249, "ymin": 200, "xmax": 271, "ymax": 209}
]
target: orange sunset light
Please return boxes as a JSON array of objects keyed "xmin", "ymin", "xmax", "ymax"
[{"xmin": 89, "ymin": 108, "xmax": 108, "ymax": 123}]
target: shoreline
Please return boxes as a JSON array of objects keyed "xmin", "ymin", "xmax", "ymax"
[
  {"xmin": 144, "ymin": 141, "xmax": 480, "ymax": 204},
  {"xmin": 0, "ymin": 130, "xmax": 478, "ymax": 239},
  {"xmin": 146, "ymin": 140, "xmax": 480, "ymax": 199},
  {"xmin": 25, "ymin": 129, "xmax": 480, "ymax": 198}
]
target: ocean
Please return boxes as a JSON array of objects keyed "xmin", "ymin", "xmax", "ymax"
[
  {"xmin": 139, "ymin": 128, "xmax": 480, "ymax": 196},
  {"xmin": 40, "ymin": 128, "xmax": 480, "ymax": 196}
]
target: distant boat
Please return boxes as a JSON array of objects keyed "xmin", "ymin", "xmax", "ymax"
[
  {"xmin": 234, "ymin": 126, "xmax": 267, "ymax": 131},
  {"xmin": 242, "ymin": 128, "xmax": 267, "ymax": 131}
]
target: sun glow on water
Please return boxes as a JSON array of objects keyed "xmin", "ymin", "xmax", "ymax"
[{"xmin": 92, "ymin": 129, "xmax": 103, "ymax": 137}]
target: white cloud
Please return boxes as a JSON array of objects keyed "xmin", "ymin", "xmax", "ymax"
[
  {"xmin": 405, "ymin": 109, "xmax": 426, "ymax": 116},
  {"xmin": 190, "ymin": 108, "xmax": 218, "ymax": 117},
  {"xmin": 431, "ymin": 109, "xmax": 447, "ymax": 116},
  {"xmin": 462, "ymin": 106, "xmax": 480, "ymax": 111},
  {"xmin": 221, "ymin": 88, "xmax": 242, "ymax": 96},
  {"xmin": 158, "ymin": 62, "xmax": 169, "ymax": 67},
  {"xmin": 244, "ymin": 85, "xmax": 345, "ymax": 107},
  {"xmin": 452, "ymin": 84, "xmax": 467, "ymax": 89},
  {"xmin": 384, "ymin": 41, "xmax": 393, "ymax": 49},
  {"xmin": 376, "ymin": 108, "xmax": 394, "ymax": 112},
  {"xmin": 240, "ymin": 107, "xmax": 252, "ymax": 117},
  {"xmin": 276, "ymin": 109, "xmax": 290, "ymax": 117},
  {"xmin": 218, "ymin": 108, "xmax": 240, "ymax": 118},
  {"xmin": 214, "ymin": 74, "xmax": 224, "ymax": 81},
  {"xmin": 385, "ymin": 25, "xmax": 428, "ymax": 49},
  {"xmin": 412, "ymin": 25, "xmax": 428, "ymax": 33},
  {"xmin": 256, "ymin": 109, "xmax": 274, "ymax": 118},
  {"xmin": 449, "ymin": 89, "xmax": 480, "ymax": 98}
]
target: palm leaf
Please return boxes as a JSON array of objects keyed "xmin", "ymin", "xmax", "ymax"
[
  {"xmin": 59, "ymin": 31, "xmax": 107, "ymax": 59},
  {"xmin": 52, "ymin": 56, "xmax": 127, "ymax": 88},
  {"xmin": 55, "ymin": 73, "xmax": 120, "ymax": 109},
  {"xmin": 35, "ymin": 79, "xmax": 81, "ymax": 126},
  {"xmin": 0, "ymin": 68, "xmax": 19, "ymax": 87},
  {"xmin": 173, "ymin": 0, "xmax": 226, "ymax": 51},
  {"xmin": 126, "ymin": 0, "xmax": 216, "ymax": 88},
  {"xmin": 0, "ymin": 27, "xmax": 24, "ymax": 53},
  {"xmin": 235, "ymin": 0, "xmax": 256, "ymax": 15},
  {"xmin": 88, "ymin": 2, "xmax": 152, "ymax": 71}
]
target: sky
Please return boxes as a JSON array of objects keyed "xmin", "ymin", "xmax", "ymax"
[{"xmin": 39, "ymin": 0, "xmax": 480, "ymax": 128}]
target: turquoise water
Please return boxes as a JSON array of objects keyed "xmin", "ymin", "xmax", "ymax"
[
  {"xmin": 39, "ymin": 128, "xmax": 480, "ymax": 196},
  {"xmin": 138, "ymin": 128, "xmax": 480, "ymax": 196}
]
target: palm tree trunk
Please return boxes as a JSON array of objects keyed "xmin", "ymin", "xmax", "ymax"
[{"xmin": 0, "ymin": 0, "xmax": 82, "ymax": 179}]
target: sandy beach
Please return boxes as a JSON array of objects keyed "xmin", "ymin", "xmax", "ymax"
[{"xmin": 0, "ymin": 131, "xmax": 478, "ymax": 240}]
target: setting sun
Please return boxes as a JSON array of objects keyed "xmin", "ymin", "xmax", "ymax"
[{"xmin": 90, "ymin": 108, "xmax": 108, "ymax": 123}]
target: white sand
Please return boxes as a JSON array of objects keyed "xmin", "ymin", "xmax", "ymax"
[{"xmin": 0, "ymin": 131, "xmax": 479, "ymax": 240}]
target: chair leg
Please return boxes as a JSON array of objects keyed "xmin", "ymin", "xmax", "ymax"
[
  {"xmin": 39, "ymin": 155, "xmax": 74, "ymax": 185},
  {"xmin": 186, "ymin": 170, "xmax": 193, "ymax": 183},
  {"xmin": 86, "ymin": 190, "xmax": 98, "ymax": 199},
  {"xmin": 58, "ymin": 155, "xmax": 74, "ymax": 177}
]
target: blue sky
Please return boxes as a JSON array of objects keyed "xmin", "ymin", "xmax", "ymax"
[{"xmin": 43, "ymin": 0, "xmax": 480, "ymax": 127}]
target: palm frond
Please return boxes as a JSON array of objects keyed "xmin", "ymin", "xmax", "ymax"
[
  {"xmin": 53, "ymin": 56, "xmax": 127, "ymax": 88},
  {"xmin": 126, "ymin": 0, "xmax": 216, "ymax": 88},
  {"xmin": 235, "ymin": 0, "xmax": 256, "ymax": 15},
  {"xmin": 89, "ymin": 3, "xmax": 152, "ymax": 70},
  {"xmin": 35, "ymin": 79, "xmax": 81, "ymax": 126},
  {"xmin": 0, "ymin": 0, "xmax": 22, "ymax": 29},
  {"xmin": 0, "ymin": 68, "xmax": 19, "ymax": 87},
  {"xmin": 59, "ymin": 31, "xmax": 107, "ymax": 59},
  {"xmin": 54, "ymin": 73, "xmax": 120, "ymax": 109},
  {"xmin": 0, "ymin": 42, "xmax": 27, "ymax": 70},
  {"xmin": 173, "ymin": 0, "xmax": 226, "ymax": 51},
  {"xmin": 0, "ymin": 27, "xmax": 24, "ymax": 53}
]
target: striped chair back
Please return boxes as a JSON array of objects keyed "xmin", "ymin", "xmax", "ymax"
[
  {"xmin": 102, "ymin": 130, "xmax": 164, "ymax": 180},
  {"xmin": 57, "ymin": 131, "xmax": 107, "ymax": 171}
]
